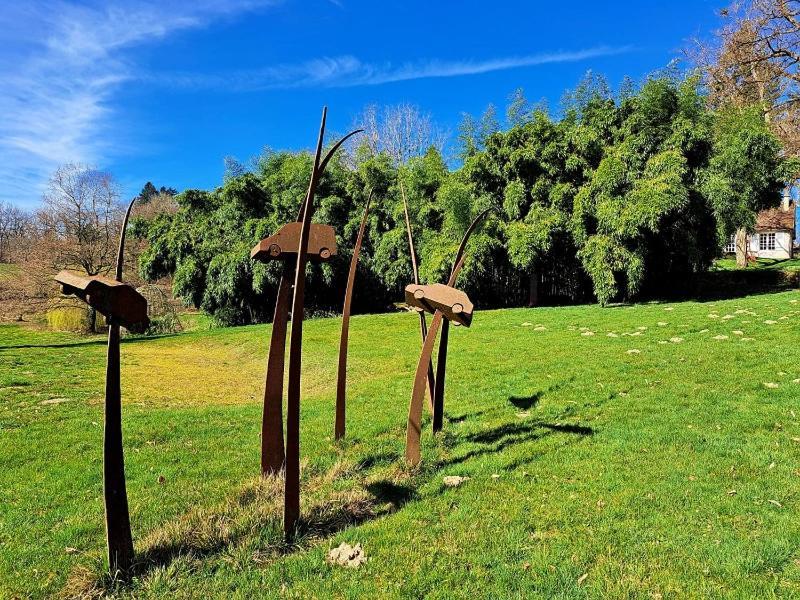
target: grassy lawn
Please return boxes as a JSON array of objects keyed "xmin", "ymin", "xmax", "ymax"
[
  {"xmin": 714, "ymin": 257, "xmax": 800, "ymax": 271},
  {"xmin": 2, "ymin": 290, "xmax": 800, "ymax": 598}
]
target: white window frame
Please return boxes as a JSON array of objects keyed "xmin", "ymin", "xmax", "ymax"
[
  {"xmin": 725, "ymin": 235, "xmax": 736, "ymax": 254},
  {"xmin": 759, "ymin": 232, "xmax": 776, "ymax": 251}
]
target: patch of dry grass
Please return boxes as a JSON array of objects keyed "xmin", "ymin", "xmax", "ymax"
[{"xmin": 62, "ymin": 454, "xmax": 416, "ymax": 599}]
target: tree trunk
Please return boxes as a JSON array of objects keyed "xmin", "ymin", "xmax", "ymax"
[
  {"xmin": 528, "ymin": 270, "xmax": 539, "ymax": 307},
  {"xmin": 89, "ymin": 306, "xmax": 98, "ymax": 333},
  {"xmin": 735, "ymin": 228, "xmax": 749, "ymax": 268}
]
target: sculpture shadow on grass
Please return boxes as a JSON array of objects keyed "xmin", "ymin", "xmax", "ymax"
[
  {"xmin": 366, "ymin": 480, "xmax": 417, "ymax": 511},
  {"xmin": 508, "ymin": 392, "xmax": 542, "ymax": 410},
  {"xmin": 439, "ymin": 418, "xmax": 595, "ymax": 469}
]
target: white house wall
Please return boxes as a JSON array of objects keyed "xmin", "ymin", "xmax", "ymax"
[{"xmin": 748, "ymin": 231, "xmax": 793, "ymax": 259}]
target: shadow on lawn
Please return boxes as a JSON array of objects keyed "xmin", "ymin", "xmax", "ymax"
[
  {"xmin": 508, "ymin": 392, "xmax": 542, "ymax": 410},
  {"xmin": 439, "ymin": 419, "xmax": 594, "ymax": 469},
  {"xmin": 0, "ymin": 339, "xmax": 107, "ymax": 351}
]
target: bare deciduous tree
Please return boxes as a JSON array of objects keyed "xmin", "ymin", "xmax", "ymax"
[
  {"xmin": 40, "ymin": 163, "xmax": 124, "ymax": 277},
  {"xmin": 0, "ymin": 202, "xmax": 30, "ymax": 263},
  {"xmin": 353, "ymin": 103, "xmax": 447, "ymax": 165}
]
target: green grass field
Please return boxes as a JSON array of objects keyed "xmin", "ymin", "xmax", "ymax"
[
  {"xmin": 2, "ymin": 290, "xmax": 800, "ymax": 598},
  {"xmin": 713, "ymin": 257, "xmax": 800, "ymax": 271}
]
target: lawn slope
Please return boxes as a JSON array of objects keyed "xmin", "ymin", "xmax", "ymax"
[{"xmin": 2, "ymin": 291, "xmax": 800, "ymax": 598}]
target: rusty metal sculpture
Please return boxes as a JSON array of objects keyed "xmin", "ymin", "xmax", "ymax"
[
  {"xmin": 250, "ymin": 107, "xmax": 360, "ymax": 539},
  {"xmin": 334, "ymin": 191, "xmax": 373, "ymax": 441},
  {"xmin": 400, "ymin": 180, "xmax": 435, "ymax": 409},
  {"xmin": 54, "ymin": 198, "xmax": 148, "ymax": 574},
  {"xmin": 404, "ymin": 208, "xmax": 493, "ymax": 466}
]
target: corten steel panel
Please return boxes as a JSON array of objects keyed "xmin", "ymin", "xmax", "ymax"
[
  {"xmin": 404, "ymin": 283, "xmax": 474, "ymax": 327},
  {"xmin": 260, "ymin": 266, "xmax": 291, "ymax": 475},
  {"xmin": 335, "ymin": 192, "xmax": 372, "ymax": 441},
  {"xmin": 55, "ymin": 271, "xmax": 150, "ymax": 334},
  {"xmin": 250, "ymin": 222, "xmax": 337, "ymax": 263}
]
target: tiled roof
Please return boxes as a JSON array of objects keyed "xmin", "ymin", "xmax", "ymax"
[{"xmin": 755, "ymin": 207, "xmax": 795, "ymax": 232}]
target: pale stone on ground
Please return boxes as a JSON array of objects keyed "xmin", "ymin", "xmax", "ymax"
[
  {"xmin": 327, "ymin": 543, "xmax": 367, "ymax": 568},
  {"xmin": 443, "ymin": 475, "xmax": 470, "ymax": 487}
]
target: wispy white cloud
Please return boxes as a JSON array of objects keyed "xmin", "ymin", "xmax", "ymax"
[
  {"xmin": 0, "ymin": 0, "xmax": 275, "ymax": 208},
  {"xmin": 149, "ymin": 46, "xmax": 633, "ymax": 92}
]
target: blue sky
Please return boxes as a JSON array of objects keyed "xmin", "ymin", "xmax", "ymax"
[{"xmin": 0, "ymin": 0, "xmax": 725, "ymax": 209}]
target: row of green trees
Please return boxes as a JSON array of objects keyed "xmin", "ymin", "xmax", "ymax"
[{"xmin": 134, "ymin": 75, "xmax": 795, "ymax": 325}]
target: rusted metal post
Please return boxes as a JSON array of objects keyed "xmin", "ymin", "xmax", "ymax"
[
  {"xmin": 431, "ymin": 209, "xmax": 493, "ymax": 434},
  {"xmin": 54, "ymin": 198, "xmax": 147, "ymax": 574},
  {"xmin": 335, "ymin": 191, "xmax": 373, "ymax": 441},
  {"xmin": 54, "ymin": 199, "xmax": 148, "ymax": 573},
  {"xmin": 405, "ymin": 209, "xmax": 492, "ymax": 464},
  {"xmin": 399, "ymin": 180, "xmax": 435, "ymax": 410},
  {"xmin": 282, "ymin": 109, "xmax": 362, "ymax": 539},
  {"xmin": 102, "ymin": 198, "xmax": 137, "ymax": 574},
  {"xmin": 432, "ymin": 319, "xmax": 448, "ymax": 432}
]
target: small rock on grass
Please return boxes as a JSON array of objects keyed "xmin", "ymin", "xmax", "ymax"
[
  {"xmin": 327, "ymin": 542, "xmax": 367, "ymax": 568},
  {"xmin": 443, "ymin": 475, "xmax": 469, "ymax": 487}
]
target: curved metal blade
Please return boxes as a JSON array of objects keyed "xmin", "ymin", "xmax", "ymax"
[
  {"xmin": 400, "ymin": 178, "xmax": 436, "ymax": 410},
  {"xmin": 335, "ymin": 191, "xmax": 373, "ymax": 440},
  {"xmin": 284, "ymin": 107, "xmax": 328, "ymax": 539},
  {"xmin": 260, "ymin": 265, "xmax": 291, "ymax": 475},
  {"xmin": 115, "ymin": 197, "xmax": 137, "ymax": 282},
  {"xmin": 319, "ymin": 128, "xmax": 363, "ymax": 175},
  {"xmin": 405, "ymin": 310, "xmax": 444, "ymax": 466}
]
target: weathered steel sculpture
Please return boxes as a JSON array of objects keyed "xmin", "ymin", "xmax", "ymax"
[
  {"xmin": 400, "ymin": 180, "xmax": 435, "ymax": 409},
  {"xmin": 431, "ymin": 209, "xmax": 493, "ymax": 432},
  {"xmin": 251, "ymin": 222, "xmax": 336, "ymax": 476},
  {"xmin": 404, "ymin": 209, "xmax": 493, "ymax": 466},
  {"xmin": 334, "ymin": 191, "xmax": 373, "ymax": 440},
  {"xmin": 250, "ymin": 107, "xmax": 360, "ymax": 539},
  {"xmin": 54, "ymin": 198, "xmax": 148, "ymax": 574}
]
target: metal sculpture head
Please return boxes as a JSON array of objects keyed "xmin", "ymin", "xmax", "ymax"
[
  {"xmin": 54, "ymin": 271, "xmax": 150, "ymax": 333},
  {"xmin": 251, "ymin": 222, "xmax": 337, "ymax": 263},
  {"xmin": 404, "ymin": 283, "xmax": 473, "ymax": 327}
]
